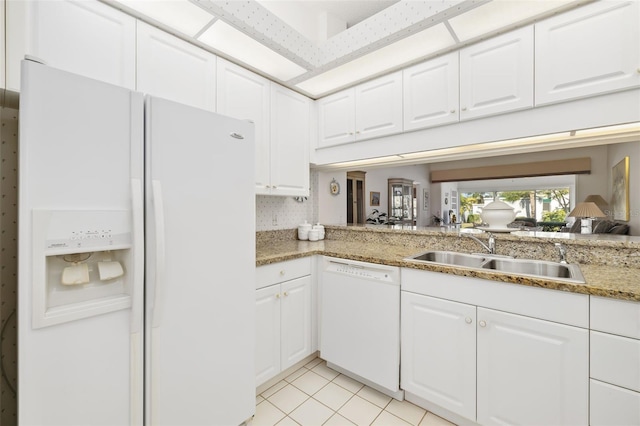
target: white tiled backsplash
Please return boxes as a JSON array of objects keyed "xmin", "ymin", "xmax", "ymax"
[{"xmin": 256, "ymin": 171, "xmax": 318, "ymax": 231}]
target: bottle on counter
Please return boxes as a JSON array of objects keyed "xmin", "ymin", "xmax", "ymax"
[
  {"xmin": 298, "ymin": 220, "xmax": 312, "ymax": 240},
  {"xmin": 312, "ymin": 223, "xmax": 325, "ymax": 240}
]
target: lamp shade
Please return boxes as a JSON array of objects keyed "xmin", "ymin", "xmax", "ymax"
[
  {"xmin": 568, "ymin": 202, "xmax": 607, "ymax": 218},
  {"xmin": 583, "ymin": 194, "xmax": 610, "ymax": 216}
]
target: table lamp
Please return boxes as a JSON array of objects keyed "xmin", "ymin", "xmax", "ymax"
[
  {"xmin": 583, "ymin": 194, "xmax": 611, "ymax": 217},
  {"xmin": 568, "ymin": 202, "xmax": 607, "ymax": 234}
]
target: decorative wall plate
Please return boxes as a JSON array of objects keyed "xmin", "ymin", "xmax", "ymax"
[{"xmin": 330, "ymin": 178, "xmax": 340, "ymax": 195}]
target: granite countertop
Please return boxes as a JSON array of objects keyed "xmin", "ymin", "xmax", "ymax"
[{"xmin": 256, "ymin": 239, "xmax": 640, "ymax": 302}]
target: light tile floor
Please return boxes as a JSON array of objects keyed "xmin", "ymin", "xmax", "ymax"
[{"xmin": 251, "ymin": 358, "xmax": 457, "ymax": 426}]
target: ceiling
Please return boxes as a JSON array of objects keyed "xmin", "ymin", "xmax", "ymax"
[
  {"xmin": 108, "ymin": 0, "xmax": 590, "ymax": 98},
  {"xmin": 257, "ymin": 0, "xmax": 400, "ymax": 36}
]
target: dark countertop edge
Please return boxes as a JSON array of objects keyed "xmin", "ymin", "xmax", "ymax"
[{"xmin": 256, "ymin": 246, "xmax": 640, "ymax": 302}]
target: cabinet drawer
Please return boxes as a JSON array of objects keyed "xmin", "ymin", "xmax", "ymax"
[
  {"xmin": 590, "ymin": 379, "xmax": 640, "ymax": 426},
  {"xmin": 591, "ymin": 296, "xmax": 640, "ymax": 339},
  {"xmin": 256, "ymin": 257, "xmax": 311, "ymax": 289},
  {"xmin": 591, "ymin": 331, "xmax": 640, "ymax": 392}
]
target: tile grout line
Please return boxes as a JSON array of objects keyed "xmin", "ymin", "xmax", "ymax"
[{"xmin": 258, "ymin": 359, "xmax": 447, "ymax": 426}]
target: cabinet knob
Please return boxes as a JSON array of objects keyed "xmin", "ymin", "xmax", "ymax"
[
  {"xmin": 280, "ymin": 270, "xmax": 285, "ymax": 276},
  {"xmin": 275, "ymin": 293, "xmax": 281, "ymax": 299},
  {"xmin": 356, "ymin": 131, "xmax": 361, "ymax": 134},
  {"xmin": 348, "ymin": 132, "xmax": 354, "ymax": 136},
  {"xmin": 479, "ymin": 320, "xmax": 486, "ymax": 327},
  {"xmin": 461, "ymin": 107, "xmax": 467, "ymax": 111},
  {"xmin": 283, "ymin": 291, "xmax": 289, "ymax": 297},
  {"xmin": 465, "ymin": 317, "xmax": 472, "ymax": 324},
  {"xmin": 450, "ymin": 109, "xmax": 456, "ymax": 114}
]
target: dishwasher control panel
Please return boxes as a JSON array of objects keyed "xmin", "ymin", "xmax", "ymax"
[{"xmin": 325, "ymin": 260, "xmax": 397, "ymax": 284}]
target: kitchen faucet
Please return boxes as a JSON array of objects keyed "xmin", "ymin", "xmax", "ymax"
[
  {"xmin": 555, "ymin": 243, "xmax": 568, "ymax": 264},
  {"xmin": 463, "ymin": 232, "xmax": 496, "ymax": 254}
]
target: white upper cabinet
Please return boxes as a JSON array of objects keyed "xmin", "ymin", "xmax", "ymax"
[
  {"xmin": 317, "ymin": 72, "xmax": 403, "ymax": 147},
  {"xmin": 355, "ymin": 71, "xmax": 403, "ymax": 140},
  {"xmin": 270, "ymin": 85, "xmax": 310, "ymax": 197},
  {"xmin": 136, "ymin": 22, "xmax": 216, "ymax": 112},
  {"xmin": 6, "ymin": 0, "xmax": 136, "ymax": 91},
  {"xmin": 535, "ymin": 0, "xmax": 640, "ymax": 106},
  {"xmin": 403, "ymin": 52, "xmax": 459, "ymax": 131},
  {"xmin": 459, "ymin": 26, "xmax": 534, "ymax": 121},
  {"xmin": 216, "ymin": 59, "xmax": 271, "ymax": 193},
  {"xmin": 217, "ymin": 59, "xmax": 309, "ymax": 196},
  {"xmin": 317, "ymin": 89, "xmax": 356, "ymax": 148}
]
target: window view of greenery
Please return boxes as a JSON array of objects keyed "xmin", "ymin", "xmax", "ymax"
[{"xmin": 460, "ymin": 188, "xmax": 571, "ymax": 231}]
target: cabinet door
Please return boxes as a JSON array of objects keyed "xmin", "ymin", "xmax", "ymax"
[
  {"xmin": 280, "ymin": 276, "xmax": 312, "ymax": 371},
  {"xmin": 459, "ymin": 26, "xmax": 533, "ymax": 121},
  {"xmin": 401, "ymin": 293, "xmax": 476, "ymax": 421},
  {"xmin": 355, "ymin": 71, "xmax": 403, "ymax": 140},
  {"xmin": 137, "ymin": 22, "xmax": 216, "ymax": 112},
  {"xmin": 255, "ymin": 285, "xmax": 281, "ymax": 387},
  {"xmin": 403, "ymin": 52, "xmax": 459, "ymax": 131},
  {"xmin": 270, "ymin": 85, "xmax": 310, "ymax": 197},
  {"xmin": 317, "ymin": 89, "xmax": 355, "ymax": 147},
  {"xmin": 217, "ymin": 59, "xmax": 271, "ymax": 194},
  {"xmin": 535, "ymin": 1, "xmax": 640, "ymax": 106},
  {"xmin": 477, "ymin": 308, "xmax": 588, "ymax": 426},
  {"xmin": 590, "ymin": 379, "xmax": 640, "ymax": 426},
  {"xmin": 6, "ymin": 0, "xmax": 136, "ymax": 91}
]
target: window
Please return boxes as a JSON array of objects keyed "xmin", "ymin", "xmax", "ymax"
[{"xmin": 460, "ymin": 187, "xmax": 571, "ymax": 231}]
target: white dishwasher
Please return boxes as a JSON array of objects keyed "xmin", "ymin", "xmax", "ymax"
[{"xmin": 320, "ymin": 256, "xmax": 403, "ymax": 399}]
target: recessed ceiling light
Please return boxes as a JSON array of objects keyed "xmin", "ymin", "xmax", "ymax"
[
  {"xmin": 296, "ymin": 24, "xmax": 455, "ymax": 96},
  {"xmin": 115, "ymin": 0, "xmax": 214, "ymax": 37},
  {"xmin": 198, "ymin": 21, "xmax": 308, "ymax": 81},
  {"xmin": 448, "ymin": 0, "xmax": 575, "ymax": 41}
]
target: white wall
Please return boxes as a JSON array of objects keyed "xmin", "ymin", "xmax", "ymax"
[
  {"xmin": 607, "ymin": 141, "xmax": 640, "ymax": 235},
  {"xmin": 318, "ymin": 171, "xmax": 347, "ymax": 225},
  {"xmin": 361, "ymin": 164, "xmax": 430, "ymax": 226}
]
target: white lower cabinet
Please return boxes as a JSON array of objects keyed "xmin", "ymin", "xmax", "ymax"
[
  {"xmin": 476, "ymin": 308, "xmax": 588, "ymax": 426},
  {"xmin": 256, "ymin": 259, "xmax": 313, "ymax": 387},
  {"xmin": 401, "ymin": 268, "xmax": 589, "ymax": 425},
  {"xmin": 401, "ymin": 293, "xmax": 476, "ymax": 420},
  {"xmin": 589, "ymin": 296, "xmax": 640, "ymax": 425},
  {"xmin": 590, "ymin": 379, "xmax": 640, "ymax": 426}
]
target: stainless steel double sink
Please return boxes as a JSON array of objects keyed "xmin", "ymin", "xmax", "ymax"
[{"xmin": 406, "ymin": 251, "xmax": 586, "ymax": 284}]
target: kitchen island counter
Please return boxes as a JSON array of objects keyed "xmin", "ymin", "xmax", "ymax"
[{"xmin": 256, "ymin": 229, "xmax": 640, "ymax": 302}]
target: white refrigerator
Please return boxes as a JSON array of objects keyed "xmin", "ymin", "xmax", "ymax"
[{"xmin": 18, "ymin": 60, "xmax": 256, "ymax": 425}]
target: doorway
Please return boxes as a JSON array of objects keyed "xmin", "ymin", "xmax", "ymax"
[{"xmin": 347, "ymin": 171, "xmax": 366, "ymax": 224}]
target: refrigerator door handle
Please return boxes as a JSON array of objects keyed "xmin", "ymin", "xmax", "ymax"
[
  {"xmin": 151, "ymin": 180, "xmax": 166, "ymax": 328},
  {"xmin": 130, "ymin": 179, "xmax": 144, "ymax": 334}
]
